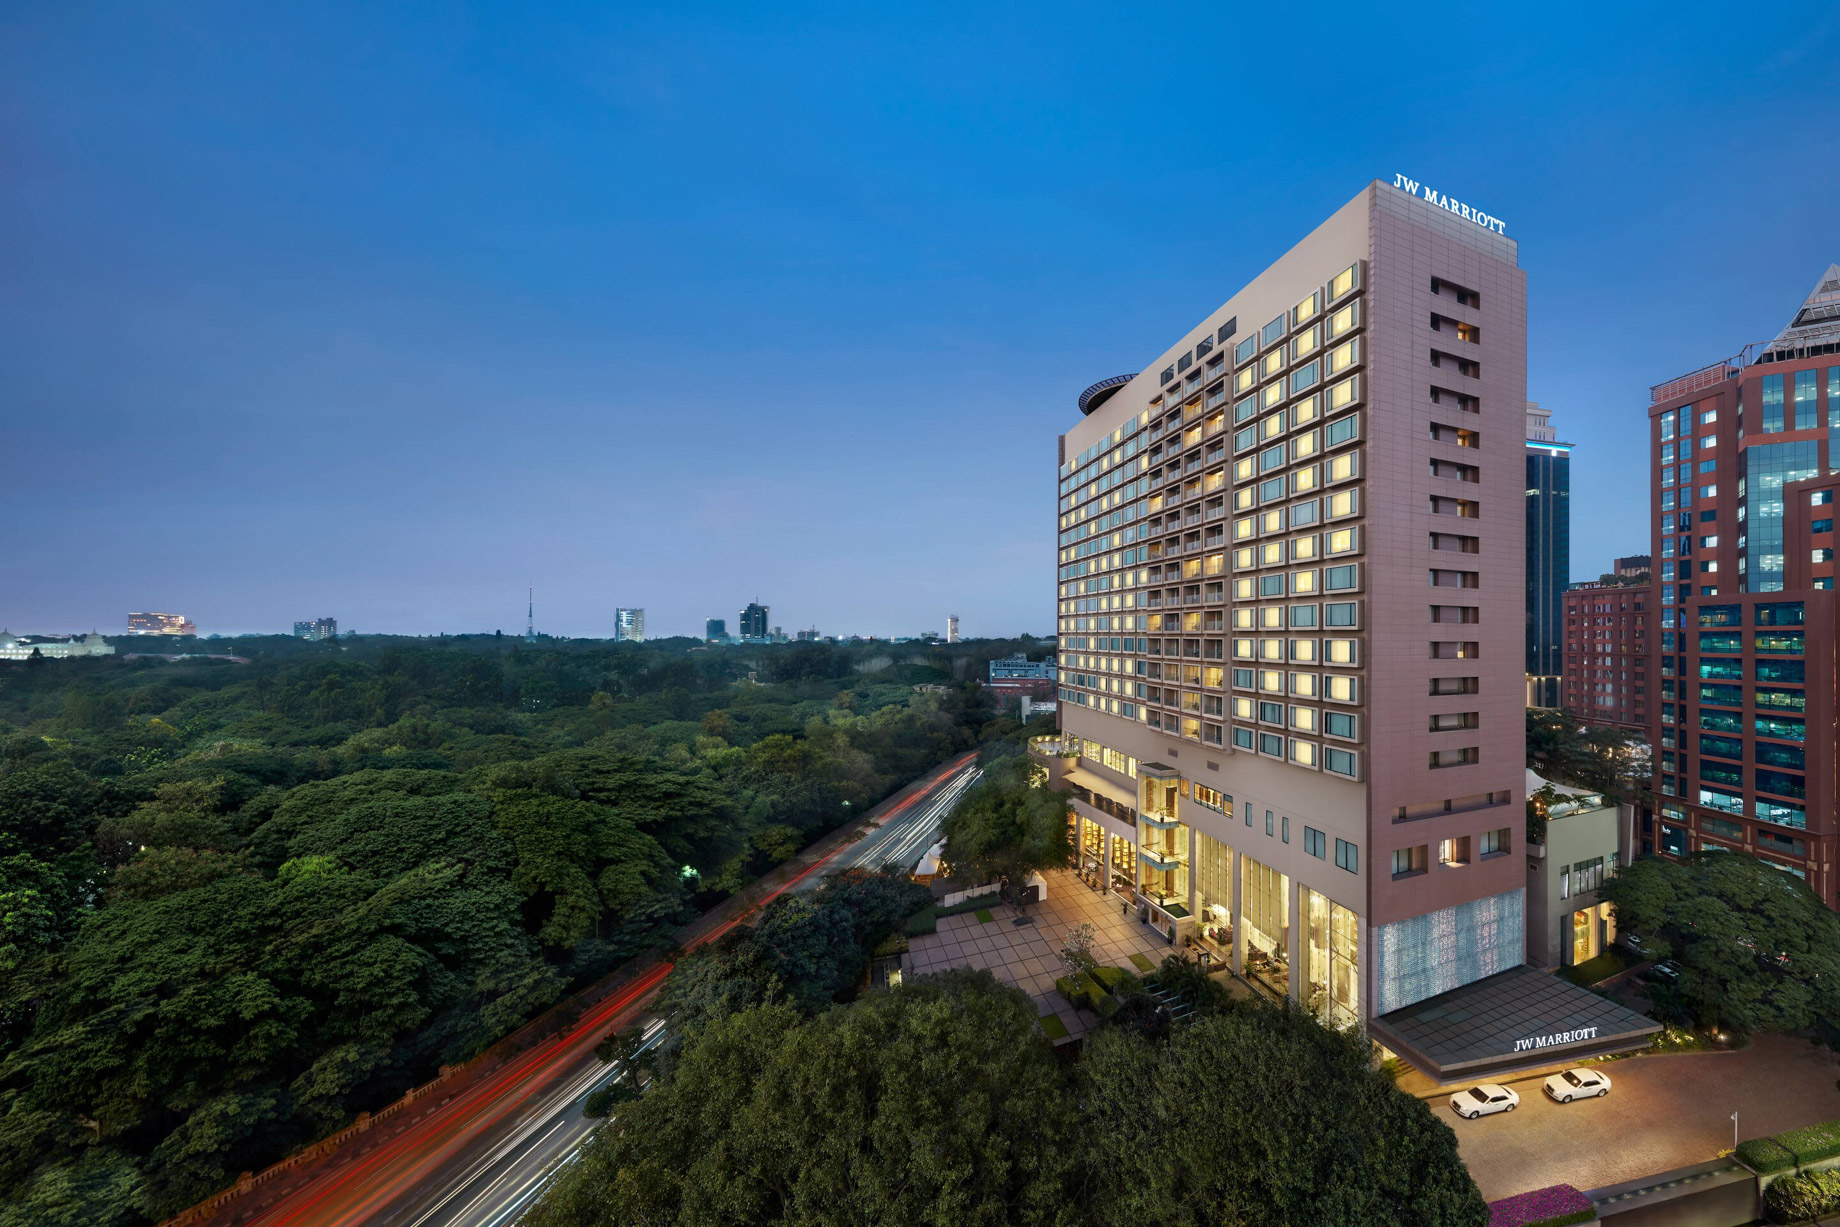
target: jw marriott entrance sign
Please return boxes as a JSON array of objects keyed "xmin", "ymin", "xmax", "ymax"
[
  {"xmin": 1514, "ymin": 1026, "xmax": 1601, "ymax": 1053},
  {"xmin": 1391, "ymin": 173, "xmax": 1508, "ymax": 236},
  {"xmin": 1370, "ymin": 966, "xmax": 1658, "ymax": 1081}
]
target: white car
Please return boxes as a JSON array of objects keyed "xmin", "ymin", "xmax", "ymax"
[
  {"xmin": 1544, "ymin": 1067, "xmax": 1611, "ymax": 1102},
  {"xmin": 1450, "ymin": 1084, "xmax": 1519, "ymax": 1119}
]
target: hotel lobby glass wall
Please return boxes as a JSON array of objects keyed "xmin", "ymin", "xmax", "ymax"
[
  {"xmin": 1241, "ymin": 853, "xmax": 1290, "ymax": 999},
  {"xmin": 1077, "ymin": 816, "xmax": 1105, "ymax": 878},
  {"xmin": 1109, "ymin": 834, "xmax": 1136, "ymax": 897},
  {"xmin": 1194, "ymin": 832, "xmax": 1233, "ymax": 960},
  {"xmin": 1570, "ymin": 900, "xmax": 1614, "ymax": 966},
  {"xmin": 1302, "ymin": 886, "xmax": 1360, "ymax": 1028}
]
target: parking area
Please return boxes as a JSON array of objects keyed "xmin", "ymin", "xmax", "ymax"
[{"xmin": 1442, "ymin": 1033, "xmax": 1840, "ymax": 1201}]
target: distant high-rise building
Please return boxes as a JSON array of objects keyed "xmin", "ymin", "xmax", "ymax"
[
  {"xmin": 947, "ymin": 614, "xmax": 960, "ymax": 643},
  {"xmin": 293, "ymin": 617, "xmax": 338, "ymax": 641},
  {"xmin": 1645, "ymin": 262, "xmax": 1840, "ymax": 897},
  {"xmin": 1561, "ymin": 580, "xmax": 1650, "ymax": 732},
  {"xmin": 705, "ymin": 617, "xmax": 727, "ymax": 643},
  {"xmin": 1613, "ymin": 555, "xmax": 1651, "ymax": 578},
  {"xmin": 614, "ymin": 608, "xmax": 645, "ymax": 642},
  {"xmin": 739, "ymin": 602, "xmax": 769, "ymax": 641},
  {"xmin": 1526, "ymin": 402, "xmax": 1572, "ymax": 687},
  {"xmin": 127, "ymin": 612, "xmax": 195, "ymax": 636},
  {"xmin": 795, "ymin": 628, "xmax": 820, "ymax": 641}
]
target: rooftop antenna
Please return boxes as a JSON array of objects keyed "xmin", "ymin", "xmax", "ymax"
[{"xmin": 525, "ymin": 586, "xmax": 535, "ymax": 643}]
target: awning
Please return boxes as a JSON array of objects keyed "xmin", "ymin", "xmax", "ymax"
[{"xmin": 1369, "ymin": 964, "xmax": 1661, "ymax": 1083}]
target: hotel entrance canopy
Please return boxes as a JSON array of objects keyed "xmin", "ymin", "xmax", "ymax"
[{"xmin": 1369, "ymin": 964, "xmax": 1661, "ymax": 1083}]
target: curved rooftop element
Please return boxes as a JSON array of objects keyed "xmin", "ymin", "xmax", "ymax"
[{"xmin": 1077, "ymin": 374, "xmax": 1134, "ymax": 417}]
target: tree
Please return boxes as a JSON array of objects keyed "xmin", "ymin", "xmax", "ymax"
[
  {"xmin": 941, "ymin": 755, "xmax": 1069, "ymax": 915},
  {"xmin": 1599, "ymin": 851, "xmax": 1840, "ymax": 1036},
  {"xmin": 526, "ymin": 971, "xmax": 1079, "ymax": 1227},
  {"xmin": 1075, "ymin": 1000, "xmax": 1486, "ymax": 1227},
  {"xmin": 1525, "ymin": 709, "xmax": 1642, "ymax": 803}
]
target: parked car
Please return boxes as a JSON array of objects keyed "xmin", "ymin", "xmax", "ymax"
[
  {"xmin": 1450, "ymin": 1084, "xmax": 1520, "ymax": 1119},
  {"xmin": 1645, "ymin": 960, "xmax": 1682, "ymax": 984},
  {"xmin": 1620, "ymin": 933, "xmax": 1655, "ymax": 959},
  {"xmin": 1543, "ymin": 1067, "xmax": 1612, "ymax": 1102}
]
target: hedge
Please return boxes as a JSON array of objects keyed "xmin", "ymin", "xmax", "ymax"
[
  {"xmin": 1737, "ymin": 1137, "xmax": 1800, "ymax": 1175},
  {"xmin": 902, "ymin": 906, "xmax": 937, "ymax": 936},
  {"xmin": 1486, "ymin": 1183, "xmax": 1596, "ymax": 1227},
  {"xmin": 1091, "ymin": 966, "xmax": 1141, "ymax": 996},
  {"xmin": 1765, "ymin": 1167, "xmax": 1840, "ymax": 1224},
  {"xmin": 1774, "ymin": 1119, "xmax": 1840, "ymax": 1168},
  {"xmin": 1738, "ymin": 1116, "xmax": 1840, "ymax": 1174}
]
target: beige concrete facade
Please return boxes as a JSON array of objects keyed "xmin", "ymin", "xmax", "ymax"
[{"xmin": 1047, "ymin": 180, "xmax": 1528, "ymax": 1030}]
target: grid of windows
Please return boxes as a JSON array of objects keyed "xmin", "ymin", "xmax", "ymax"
[{"xmin": 1055, "ymin": 261, "xmax": 1367, "ymax": 778}]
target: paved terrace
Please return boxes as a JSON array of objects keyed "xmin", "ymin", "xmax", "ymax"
[{"xmin": 902, "ymin": 868, "xmax": 1181, "ymax": 1041}]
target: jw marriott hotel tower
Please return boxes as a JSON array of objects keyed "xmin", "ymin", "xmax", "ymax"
[{"xmin": 1033, "ymin": 180, "xmax": 1633, "ymax": 1076}]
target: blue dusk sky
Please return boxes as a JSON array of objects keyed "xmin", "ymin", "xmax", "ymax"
[{"xmin": 4, "ymin": 3, "xmax": 1838, "ymax": 639}]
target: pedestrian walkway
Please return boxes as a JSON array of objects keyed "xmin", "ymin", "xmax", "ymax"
[{"xmin": 902, "ymin": 868, "xmax": 1177, "ymax": 1041}]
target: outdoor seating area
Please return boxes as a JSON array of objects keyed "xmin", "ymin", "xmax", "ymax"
[{"xmin": 901, "ymin": 867, "xmax": 1197, "ymax": 1042}]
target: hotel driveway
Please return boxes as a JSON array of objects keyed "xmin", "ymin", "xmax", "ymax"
[
  {"xmin": 902, "ymin": 869, "xmax": 1177, "ymax": 1041},
  {"xmin": 1439, "ymin": 1033, "xmax": 1840, "ymax": 1201}
]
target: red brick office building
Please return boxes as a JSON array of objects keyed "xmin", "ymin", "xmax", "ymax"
[
  {"xmin": 1561, "ymin": 581, "xmax": 1650, "ymax": 732},
  {"xmin": 1647, "ymin": 264, "xmax": 1840, "ymax": 904}
]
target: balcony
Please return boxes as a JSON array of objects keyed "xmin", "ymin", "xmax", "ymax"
[
  {"xmin": 1139, "ymin": 844, "xmax": 1186, "ymax": 870},
  {"xmin": 1139, "ymin": 810, "xmax": 1181, "ymax": 830}
]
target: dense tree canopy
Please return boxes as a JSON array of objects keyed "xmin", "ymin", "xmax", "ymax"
[
  {"xmin": 1599, "ymin": 851, "xmax": 1840, "ymax": 1036},
  {"xmin": 1075, "ymin": 1005, "xmax": 1484, "ymax": 1226},
  {"xmin": 529, "ymin": 972, "xmax": 1079, "ymax": 1227},
  {"xmin": 0, "ymin": 635, "xmax": 1035, "ymax": 1226},
  {"xmin": 940, "ymin": 753, "xmax": 1069, "ymax": 901},
  {"xmin": 532, "ymin": 975, "xmax": 1486, "ymax": 1227}
]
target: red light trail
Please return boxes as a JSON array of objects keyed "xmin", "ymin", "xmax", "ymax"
[{"xmin": 231, "ymin": 754, "xmax": 974, "ymax": 1227}]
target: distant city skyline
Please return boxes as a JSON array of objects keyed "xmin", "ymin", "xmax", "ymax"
[{"xmin": 3, "ymin": 6, "xmax": 1836, "ymax": 638}]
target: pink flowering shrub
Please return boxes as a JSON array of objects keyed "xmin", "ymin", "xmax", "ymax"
[{"xmin": 1487, "ymin": 1183, "xmax": 1596, "ymax": 1227}]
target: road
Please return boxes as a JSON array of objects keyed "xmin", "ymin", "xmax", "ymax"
[
  {"xmin": 228, "ymin": 753, "xmax": 977, "ymax": 1227},
  {"xmin": 797, "ymin": 761, "xmax": 980, "ymax": 887}
]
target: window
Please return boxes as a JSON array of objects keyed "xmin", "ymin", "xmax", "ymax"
[
  {"xmin": 1756, "ymin": 601, "xmax": 1805, "ymax": 626},
  {"xmin": 1480, "ymin": 827, "xmax": 1510, "ymax": 857},
  {"xmin": 1439, "ymin": 836, "xmax": 1471, "ymax": 866},
  {"xmin": 1329, "ymin": 263, "xmax": 1360, "ymax": 299},
  {"xmin": 1325, "ymin": 601, "xmax": 1358, "ymax": 627},
  {"xmin": 1326, "ymin": 564, "xmax": 1359, "ymax": 591},
  {"xmin": 1325, "ymin": 711, "xmax": 1357, "ymax": 739},
  {"xmin": 1325, "ymin": 748, "xmax": 1358, "ymax": 778},
  {"xmin": 1793, "ymin": 369, "xmax": 1818, "ymax": 430},
  {"xmin": 1429, "ymin": 747, "xmax": 1479, "ymax": 768},
  {"xmin": 1261, "ymin": 315, "xmax": 1286, "ymax": 348},
  {"xmin": 1762, "ymin": 373, "xmax": 1785, "ymax": 433},
  {"xmin": 1334, "ymin": 838, "xmax": 1358, "ymax": 872},
  {"xmin": 1391, "ymin": 845, "xmax": 1428, "ymax": 878},
  {"xmin": 1304, "ymin": 826, "xmax": 1326, "ymax": 858}
]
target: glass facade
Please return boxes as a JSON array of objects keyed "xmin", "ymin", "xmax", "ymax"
[
  {"xmin": 1372, "ymin": 889, "xmax": 1523, "ymax": 1015},
  {"xmin": 1302, "ymin": 885, "xmax": 1360, "ymax": 1029},
  {"xmin": 1194, "ymin": 832, "xmax": 1233, "ymax": 956},
  {"xmin": 1525, "ymin": 446, "xmax": 1571, "ymax": 674},
  {"xmin": 1240, "ymin": 853, "xmax": 1290, "ymax": 998},
  {"xmin": 1742, "ymin": 441, "xmax": 1817, "ymax": 591}
]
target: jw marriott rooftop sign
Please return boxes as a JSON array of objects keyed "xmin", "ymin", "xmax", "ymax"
[{"xmin": 1392, "ymin": 174, "xmax": 1507, "ymax": 236}]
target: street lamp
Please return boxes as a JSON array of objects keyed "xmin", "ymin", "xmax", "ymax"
[{"xmin": 1732, "ymin": 1111, "xmax": 1739, "ymax": 1153}]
